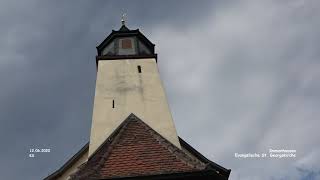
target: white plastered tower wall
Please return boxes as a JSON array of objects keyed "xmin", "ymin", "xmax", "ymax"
[{"xmin": 89, "ymin": 58, "xmax": 181, "ymax": 157}]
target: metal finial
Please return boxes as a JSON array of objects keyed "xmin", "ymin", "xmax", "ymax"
[{"xmin": 121, "ymin": 13, "xmax": 126, "ymax": 25}]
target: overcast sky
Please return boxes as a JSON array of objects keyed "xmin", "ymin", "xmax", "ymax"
[{"xmin": 0, "ymin": 0, "xmax": 320, "ymax": 180}]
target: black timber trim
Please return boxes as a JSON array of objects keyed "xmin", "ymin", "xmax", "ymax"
[
  {"xmin": 95, "ymin": 54, "xmax": 158, "ymax": 69},
  {"xmin": 86, "ymin": 114, "xmax": 136, "ymax": 161},
  {"xmin": 43, "ymin": 143, "xmax": 89, "ymax": 180},
  {"xmin": 99, "ymin": 169, "xmax": 228, "ymax": 180},
  {"xmin": 179, "ymin": 137, "xmax": 231, "ymax": 178}
]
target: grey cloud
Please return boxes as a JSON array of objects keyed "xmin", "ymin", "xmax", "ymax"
[
  {"xmin": 0, "ymin": 0, "xmax": 319, "ymax": 180},
  {"xmin": 152, "ymin": 0, "xmax": 320, "ymax": 179}
]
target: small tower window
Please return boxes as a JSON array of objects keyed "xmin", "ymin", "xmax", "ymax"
[
  {"xmin": 137, "ymin": 65, "xmax": 142, "ymax": 73},
  {"xmin": 112, "ymin": 100, "xmax": 115, "ymax": 108}
]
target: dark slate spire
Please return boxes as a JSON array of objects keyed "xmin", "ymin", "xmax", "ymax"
[
  {"xmin": 119, "ymin": 24, "xmax": 130, "ymax": 32},
  {"xmin": 96, "ymin": 15, "xmax": 156, "ymax": 57}
]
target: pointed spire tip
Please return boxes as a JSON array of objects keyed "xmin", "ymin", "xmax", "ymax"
[{"xmin": 121, "ymin": 13, "xmax": 126, "ymax": 26}]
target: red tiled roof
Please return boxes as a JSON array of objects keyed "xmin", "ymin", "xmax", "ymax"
[{"xmin": 70, "ymin": 114, "xmax": 205, "ymax": 180}]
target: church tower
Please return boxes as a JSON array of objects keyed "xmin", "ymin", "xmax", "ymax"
[
  {"xmin": 89, "ymin": 20, "xmax": 180, "ymax": 157},
  {"xmin": 44, "ymin": 20, "xmax": 231, "ymax": 180}
]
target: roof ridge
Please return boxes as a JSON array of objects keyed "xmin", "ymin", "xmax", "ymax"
[
  {"xmin": 69, "ymin": 115, "xmax": 133, "ymax": 179},
  {"xmin": 45, "ymin": 114, "xmax": 230, "ymax": 179},
  {"xmin": 95, "ymin": 116, "xmax": 133, "ymax": 175},
  {"xmin": 128, "ymin": 114, "xmax": 206, "ymax": 170},
  {"xmin": 69, "ymin": 113, "xmax": 210, "ymax": 179}
]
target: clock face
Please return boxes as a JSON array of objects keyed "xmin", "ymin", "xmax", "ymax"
[
  {"xmin": 121, "ymin": 38, "xmax": 132, "ymax": 49},
  {"xmin": 118, "ymin": 37, "xmax": 136, "ymax": 55},
  {"xmin": 101, "ymin": 36, "xmax": 152, "ymax": 56}
]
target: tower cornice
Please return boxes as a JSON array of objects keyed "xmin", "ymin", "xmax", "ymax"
[{"xmin": 95, "ymin": 54, "xmax": 157, "ymax": 68}]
